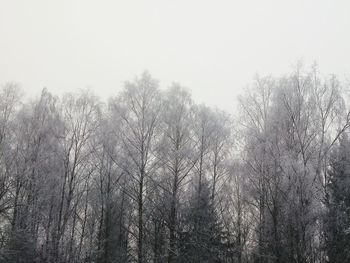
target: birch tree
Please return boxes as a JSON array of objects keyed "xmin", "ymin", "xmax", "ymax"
[{"xmin": 110, "ymin": 72, "xmax": 162, "ymax": 263}]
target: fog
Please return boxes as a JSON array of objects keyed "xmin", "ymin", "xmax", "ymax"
[
  {"xmin": 1, "ymin": 0, "xmax": 349, "ymax": 111},
  {"xmin": 2, "ymin": 2, "xmax": 350, "ymax": 262}
]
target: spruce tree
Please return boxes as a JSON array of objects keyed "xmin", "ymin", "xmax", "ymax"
[
  {"xmin": 325, "ymin": 134, "xmax": 350, "ymax": 262},
  {"xmin": 178, "ymin": 179, "xmax": 226, "ymax": 263}
]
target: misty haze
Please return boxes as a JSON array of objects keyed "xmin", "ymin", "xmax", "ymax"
[{"xmin": 0, "ymin": 1, "xmax": 350, "ymax": 263}]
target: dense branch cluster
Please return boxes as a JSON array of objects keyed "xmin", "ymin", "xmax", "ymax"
[{"xmin": 0, "ymin": 68, "xmax": 349, "ymax": 263}]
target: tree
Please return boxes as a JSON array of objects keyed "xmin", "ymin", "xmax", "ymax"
[
  {"xmin": 238, "ymin": 67, "xmax": 349, "ymax": 263},
  {"xmin": 51, "ymin": 90, "xmax": 101, "ymax": 262},
  {"xmin": 110, "ymin": 72, "xmax": 162, "ymax": 263},
  {"xmin": 0, "ymin": 83, "xmax": 21, "ymax": 219},
  {"xmin": 0, "ymin": 67, "xmax": 349, "ymax": 263},
  {"xmin": 93, "ymin": 117, "xmax": 129, "ymax": 263},
  {"xmin": 156, "ymin": 84, "xmax": 195, "ymax": 262},
  {"xmin": 178, "ymin": 178, "xmax": 226, "ymax": 263},
  {"xmin": 325, "ymin": 134, "xmax": 350, "ymax": 262},
  {"xmin": 3, "ymin": 88, "xmax": 62, "ymax": 263}
]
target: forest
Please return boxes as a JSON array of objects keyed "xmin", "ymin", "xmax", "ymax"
[{"xmin": 0, "ymin": 67, "xmax": 349, "ymax": 263}]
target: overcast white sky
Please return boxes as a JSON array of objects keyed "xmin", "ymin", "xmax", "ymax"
[{"xmin": 1, "ymin": 0, "xmax": 349, "ymax": 112}]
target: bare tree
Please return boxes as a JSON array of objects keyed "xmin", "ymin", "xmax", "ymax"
[{"xmin": 110, "ymin": 72, "xmax": 162, "ymax": 263}]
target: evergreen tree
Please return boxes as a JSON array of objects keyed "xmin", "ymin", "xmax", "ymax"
[
  {"xmin": 178, "ymin": 179, "xmax": 227, "ymax": 263},
  {"xmin": 325, "ymin": 134, "xmax": 350, "ymax": 262}
]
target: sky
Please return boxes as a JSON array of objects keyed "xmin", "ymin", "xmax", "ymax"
[{"xmin": 0, "ymin": 0, "xmax": 350, "ymax": 113}]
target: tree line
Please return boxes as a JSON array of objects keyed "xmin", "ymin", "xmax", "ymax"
[{"xmin": 0, "ymin": 67, "xmax": 349, "ymax": 263}]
